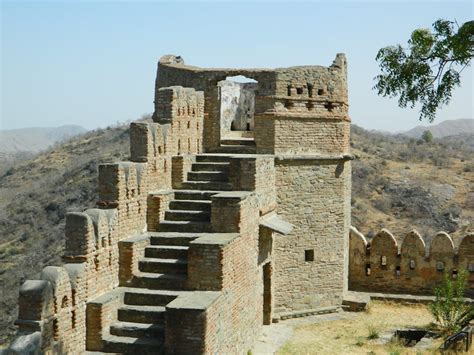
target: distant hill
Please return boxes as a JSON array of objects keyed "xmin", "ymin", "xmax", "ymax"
[
  {"xmin": 0, "ymin": 125, "xmax": 87, "ymax": 153},
  {"xmin": 402, "ymin": 118, "xmax": 473, "ymax": 138}
]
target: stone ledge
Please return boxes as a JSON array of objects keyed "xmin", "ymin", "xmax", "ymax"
[
  {"xmin": 119, "ymin": 234, "xmax": 150, "ymax": 245},
  {"xmin": 362, "ymin": 292, "xmax": 474, "ymax": 305},
  {"xmin": 87, "ymin": 288, "xmax": 123, "ymax": 306},
  {"xmin": 190, "ymin": 233, "xmax": 240, "ymax": 246},
  {"xmin": 149, "ymin": 189, "xmax": 174, "ymax": 197},
  {"xmin": 166, "ymin": 291, "xmax": 221, "ymax": 311},
  {"xmin": 276, "ymin": 306, "xmax": 340, "ymax": 321},
  {"xmin": 275, "ymin": 154, "xmax": 354, "ymax": 161},
  {"xmin": 212, "ymin": 191, "xmax": 251, "ymax": 201}
]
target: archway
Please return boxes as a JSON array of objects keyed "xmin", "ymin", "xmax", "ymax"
[{"xmin": 218, "ymin": 75, "xmax": 257, "ymax": 139}]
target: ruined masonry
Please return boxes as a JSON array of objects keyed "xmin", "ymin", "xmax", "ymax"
[
  {"xmin": 9, "ymin": 54, "xmax": 351, "ymax": 354},
  {"xmin": 10, "ymin": 53, "xmax": 471, "ymax": 354}
]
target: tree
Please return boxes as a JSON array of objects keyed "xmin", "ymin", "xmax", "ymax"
[
  {"xmin": 374, "ymin": 19, "xmax": 473, "ymax": 122},
  {"xmin": 422, "ymin": 130, "xmax": 433, "ymax": 143},
  {"xmin": 429, "ymin": 269, "xmax": 474, "ymax": 335}
]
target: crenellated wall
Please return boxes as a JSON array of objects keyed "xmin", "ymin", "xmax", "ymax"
[
  {"xmin": 349, "ymin": 226, "xmax": 474, "ymax": 297},
  {"xmin": 11, "ymin": 86, "xmax": 206, "ymax": 353}
]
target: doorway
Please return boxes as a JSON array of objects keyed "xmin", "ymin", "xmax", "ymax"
[
  {"xmin": 263, "ymin": 262, "xmax": 272, "ymax": 325},
  {"xmin": 218, "ymin": 75, "xmax": 257, "ymax": 139}
]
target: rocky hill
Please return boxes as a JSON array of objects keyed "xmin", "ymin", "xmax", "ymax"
[
  {"xmin": 0, "ymin": 125, "xmax": 87, "ymax": 176},
  {"xmin": 0, "ymin": 125, "xmax": 87, "ymax": 153},
  {"xmin": 402, "ymin": 118, "xmax": 473, "ymax": 138},
  {"xmin": 0, "ymin": 120, "xmax": 472, "ymax": 343}
]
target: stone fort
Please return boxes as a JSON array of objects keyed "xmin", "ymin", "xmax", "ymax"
[{"xmin": 7, "ymin": 54, "xmax": 473, "ymax": 354}]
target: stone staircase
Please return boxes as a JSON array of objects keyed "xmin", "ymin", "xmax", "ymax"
[
  {"xmin": 93, "ymin": 154, "xmax": 236, "ymax": 354},
  {"xmin": 209, "ymin": 138, "xmax": 256, "ymax": 154}
]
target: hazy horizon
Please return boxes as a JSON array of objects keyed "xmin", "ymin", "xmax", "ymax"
[{"xmin": 2, "ymin": 1, "xmax": 473, "ymax": 132}]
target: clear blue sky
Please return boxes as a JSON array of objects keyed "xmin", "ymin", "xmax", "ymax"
[{"xmin": 1, "ymin": 0, "xmax": 473, "ymax": 132}]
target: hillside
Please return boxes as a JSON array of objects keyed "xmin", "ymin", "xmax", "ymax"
[
  {"xmin": 402, "ymin": 118, "xmax": 473, "ymax": 138},
  {"xmin": 0, "ymin": 121, "xmax": 473, "ymax": 343},
  {"xmin": 0, "ymin": 125, "xmax": 88, "ymax": 177},
  {"xmin": 0, "ymin": 125, "xmax": 87, "ymax": 153}
]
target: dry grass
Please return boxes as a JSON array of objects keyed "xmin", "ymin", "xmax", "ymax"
[{"xmin": 278, "ymin": 301, "xmax": 445, "ymax": 355}]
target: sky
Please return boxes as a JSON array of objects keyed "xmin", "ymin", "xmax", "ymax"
[{"xmin": 1, "ymin": 0, "xmax": 473, "ymax": 132}]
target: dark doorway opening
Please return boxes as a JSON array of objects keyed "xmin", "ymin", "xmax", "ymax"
[{"xmin": 263, "ymin": 262, "xmax": 272, "ymax": 325}]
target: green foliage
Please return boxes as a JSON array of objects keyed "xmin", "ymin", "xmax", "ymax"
[
  {"xmin": 374, "ymin": 19, "xmax": 473, "ymax": 122},
  {"xmin": 367, "ymin": 325, "xmax": 380, "ymax": 339},
  {"xmin": 429, "ymin": 269, "xmax": 474, "ymax": 335},
  {"xmin": 355, "ymin": 337, "xmax": 365, "ymax": 347},
  {"xmin": 422, "ymin": 130, "xmax": 433, "ymax": 143}
]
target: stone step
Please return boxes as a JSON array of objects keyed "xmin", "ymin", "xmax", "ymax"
[
  {"xmin": 210, "ymin": 145, "xmax": 257, "ymax": 154},
  {"xmin": 130, "ymin": 272, "xmax": 187, "ymax": 290},
  {"xmin": 123, "ymin": 288, "xmax": 179, "ymax": 306},
  {"xmin": 118, "ymin": 305, "xmax": 166, "ymax": 324},
  {"xmin": 138, "ymin": 258, "xmax": 187, "ymax": 275},
  {"xmin": 157, "ymin": 220, "xmax": 213, "ymax": 233},
  {"xmin": 180, "ymin": 181, "xmax": 233, "ymax": 191},
  {"xmin": 174, "ymin": 190, "xmax": 219, "ymax": 201},
  {"xmin": 191, "ymin": 162, "xmax": 230, "ymax": 172},
  {"xmin": 149, "ymin": 232, "xmax": 204, "ymax": 246},
  {"xmin": 102, "ymin": 334, "xmax": 163, "ymax": 354},
  {"xmin": 220, "ymin": 138, "xmax": 255, "ymax": 146},
  {"xmin": 196, "ymin": 155, "xmax": 231, "ymax": 163},
  {"xmin": 110, "ymin": 322, "xmax": 164, "ymax": 339},
  {"xmin": 169, "ymin": 199, "xmax": 211, "ymax": 212},
  {"xmin": 145, "ymin": 245, "xmax": 189, "ymax": 259},
  {"xmin": 165, "ymin": 209, "xmax": 210, "ymax": 222},
  {"xmin": 187, "ymin": 171, "xmax": 228, "ymax": 182}
]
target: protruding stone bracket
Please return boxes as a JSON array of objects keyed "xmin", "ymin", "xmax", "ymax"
[{"xmin": 259, "ymin": 212, "xmax": 293, "ymax": 235}]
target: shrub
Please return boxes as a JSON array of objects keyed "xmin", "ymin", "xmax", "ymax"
[
  {"xmin": 367, "ymin": 325, "xmax": 380, "ymax": 339},
  {"xmin": 429, "ymin": 269, "xmax": 474, "ymax": 335}
]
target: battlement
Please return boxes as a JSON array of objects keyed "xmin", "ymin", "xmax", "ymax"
[
  {"xmin": 154, "ymin": 54, "xmax": 349, "ymax": 153},
  {"xmin": 349, "ymin": 226, "xmax": 474, "ymax": 297}
]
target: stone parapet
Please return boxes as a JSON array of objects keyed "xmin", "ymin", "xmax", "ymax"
[{"xmin": 349, "ymin": 226, "xmax": 474, "ymax": 297}]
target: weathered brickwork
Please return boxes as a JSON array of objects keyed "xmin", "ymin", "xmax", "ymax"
[
  {"xmin": 20, "ymin": 53, "xmax": 474, "ymax": 355},
  {"xmin": 349, "ymin": 227, "xmax": 474, "ymax": 297},
  {"xmin": 273, "ymin": 159, "xmax": 351, "ymax": 315}
]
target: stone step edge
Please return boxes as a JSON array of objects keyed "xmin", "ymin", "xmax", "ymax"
[
  {"xmin": 275, "ymin": 306, "xmax": 341, "ymax": 322},
  {"xmin": 139, "ymin": 257, "xmax": 188, "ymax": 265}
]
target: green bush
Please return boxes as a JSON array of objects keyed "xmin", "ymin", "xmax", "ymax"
[{"xmin": 429, "ymin": 269, "xmax": 474, "ymax": 335}]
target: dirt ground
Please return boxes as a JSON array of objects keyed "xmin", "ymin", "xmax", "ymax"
[{"xmin": 277, "ymin": 301, "xmax": 447, "ymax": 355}]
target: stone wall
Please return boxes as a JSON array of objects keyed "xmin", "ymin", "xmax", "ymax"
[
  {"xmin": 11, "ymin": 86, "xmax": 205, "ymax": 353},
  {"xmin": 349, "ymin": 227, "xmax": 474, "ymax": 297},
  {"xmin": 273, "ymin": 159, "xmax": 351, "ymax": 316}
]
